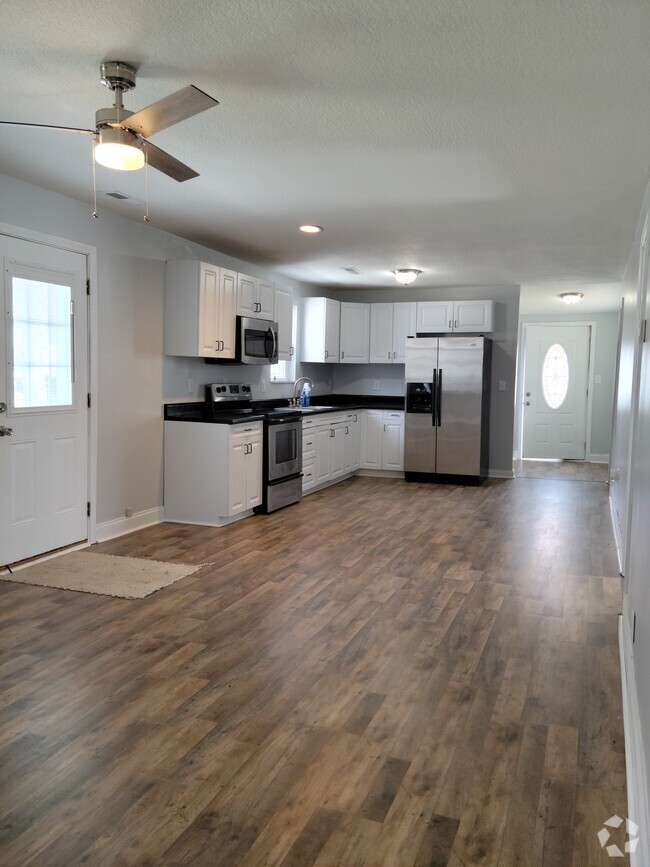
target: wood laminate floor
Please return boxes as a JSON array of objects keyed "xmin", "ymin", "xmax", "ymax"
[
  {"xmin": 0, "ymin": 476, "xmax": 627, "ymax": 866},
  {"xmin": 514, "ymin": 460, "xmax": 609, "ymax": 483}
]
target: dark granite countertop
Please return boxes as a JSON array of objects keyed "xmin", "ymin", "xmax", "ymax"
[{"xmin": 164, "ymin": 393, "xmax": 404, "ymax": 424}]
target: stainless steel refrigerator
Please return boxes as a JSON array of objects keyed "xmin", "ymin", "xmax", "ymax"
[{"xmin": 404, "ymin": 336, "xmax": 491, "ymax": 485}]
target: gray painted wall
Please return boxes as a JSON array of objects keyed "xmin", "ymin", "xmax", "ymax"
[{"xmin": 516, "ymin": 312, "xmax": 619, "ymax": 458}]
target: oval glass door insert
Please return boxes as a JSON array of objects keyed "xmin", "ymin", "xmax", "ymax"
[{"xmin": 541, "ymin": 343, "xmax": 570, "ymax": 409}]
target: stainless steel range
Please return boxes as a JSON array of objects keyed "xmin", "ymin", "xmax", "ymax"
[{"xmin": 206, "ymin": 383, "xmax": 303, "ymax": 513}]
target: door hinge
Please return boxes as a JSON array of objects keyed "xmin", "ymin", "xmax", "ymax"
[
  {"xmin": 87, "ymin": 393, "xmax": 91, "ymax": 408},
  {"xmin": 86, "ymin": 279, "xmax": 90, "ymax": 295},
  {"xmin": 87, "ymin": 502, "xmax": 91, "ymax": 517},
  {"xmin": 640, "ymin": 319, "xmax": 648, "ymax": 344}
]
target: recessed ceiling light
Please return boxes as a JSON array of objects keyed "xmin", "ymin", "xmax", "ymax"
[
  {"xmin": 560, "ymin": 292, "xmax": 584, "ymax": 304},
  {"xmin": 299, "ymin": 224, "xmax": 324, "ymax": 234},
  {"xmin": 393, "ymin": 269, "xmax": 422, "ymax": 286}
]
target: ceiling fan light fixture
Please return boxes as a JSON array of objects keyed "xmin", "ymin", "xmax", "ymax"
[
  {"xmin": 95, "ymin": 127, "xmax": 144, "ymax": 171},
  {"xmin": 560, "ymin": 292, "xmax": 584, "ymax": 305},
  {"xmin": 393, "ymin": 269, "xmax": 421, "ymax": 286},
  {"xmin": 299, "ymin": 224, "xmax": 324, "ymax": 234}
]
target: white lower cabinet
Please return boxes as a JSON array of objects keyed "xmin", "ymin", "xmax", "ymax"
[
  {"xmin": 164, "ymin": 420, "xmax": 262, "ymax": 525},
  {"xmin": 360, "ymin": 410, "xmax": 404, "ymax": 471}
]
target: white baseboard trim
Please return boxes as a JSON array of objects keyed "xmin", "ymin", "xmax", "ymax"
[
  {"xmin": 94, "ymin": 507, "xmax": 164, "ymax": 543},
  {"xmin": 590, "ymin": 453, "xmax": 609, "ymax": 463},
  {"xmin": 488, "ymin": 469, "xmax": 515, "ymax": 479},
  {"xmin": 355, "ymin": 469, "xmax": 405, "ymax": 479},
  {"xmin": 609, "ymin": 493, "xmax": 624, "ymax": 577},
  {"xmin": 619, "ymin": 613, "xmax": 650, "ymax": 866}
]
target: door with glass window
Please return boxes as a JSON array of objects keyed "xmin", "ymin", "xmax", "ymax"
[
  {"xmin": 1, "ymin": 235, "xmax": 88, "ymax": 565},
  {"xmin": 522, "ymin": 324, "xmax": 591, "ymax": 460}
]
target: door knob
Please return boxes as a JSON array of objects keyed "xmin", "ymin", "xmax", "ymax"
[
  {"xmin": 0, "ymin": 402, "xmax": 6, "ymax": 413},
  {"xmin": 0, "ymin": 426, "xmax": 13, "ymax": 436},
  {"xmin": 524, "ymin": 401, "xmax": 530, "ymax": 406}
]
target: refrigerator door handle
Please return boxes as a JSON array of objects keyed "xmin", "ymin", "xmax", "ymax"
[
  {"xmin": 437, "ymin": 369, "xmax": 442, "ymax": 426},
  {"xmin": 431, "ymin": 371, "xmax": 437, "ymax": 426}
]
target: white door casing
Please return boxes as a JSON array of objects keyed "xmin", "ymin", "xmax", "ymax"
[
  {"xmin": 1, "ymin": 235, "xmax": 89, "ymax": 565},
  {"xmin": 522, "ymin": 324, "xmax": 592, "ymax": 460}
]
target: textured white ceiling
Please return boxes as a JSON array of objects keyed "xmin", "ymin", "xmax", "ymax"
[{"xmin": 1, "ymin": 0, "xmax": 648, "ymax": 305}]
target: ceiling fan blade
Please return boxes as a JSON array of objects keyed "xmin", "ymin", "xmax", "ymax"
[
  {"xmin": 0, "ymin": 121, "xmax": 95, "ymax": 134},
  {"xmin": 144, "ymin": 141, "xmax": 199, "ymax": 182},
  {"xmin": 124, "ymin": 85, "xmax": 218, "ymax": 138}
]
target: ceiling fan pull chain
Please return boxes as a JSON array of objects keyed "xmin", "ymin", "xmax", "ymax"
[
  {"xmin": 144, "ymin": 145, "xmax": 150, "ymax": 223},
  {"xmin": 91, "ymin": 135, "xmax": 98, "ymax": 219}
]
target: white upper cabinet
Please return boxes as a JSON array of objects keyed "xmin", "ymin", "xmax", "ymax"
[
  {"xmin": 165, "ymin": 260, "xmax": 236, "ymax": 359},
  {"xmin": 369, "ymin": 303, "xmax": 394, "ymax": 363},
  {"xmin": 236, "ymin": 274, "xmax": 275, "ymax": 319},
  {"xmin": 339, "ymin": 302, "xmax": 370, "ymax": 363},
  {"xmin": 416, "ymin": 299, "xmax": 494, "ymax": 333},
  {"xmin": 416, "ymin": 300, "xmax": 453, "ymax": 333},
  {"xmin": 301, "ymin": 297, "xmax": 340, "ymax": 362},
  {"xmin": 274, "ymin": 285, "xmax": 294, "ymax": 361},
  {"xmin": 370, "ymin": 302, "xmax": 417, "ymax": 363},
  {"xmin": 453, "ymin": 299, "xmax": 494, "ymax": 332}
]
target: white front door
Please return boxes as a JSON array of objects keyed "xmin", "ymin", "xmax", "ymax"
[
  {"xmin": 522, "ymin": 324, "xmax": 591, "ymax": 459},
  {"xmin": 1, "ymin": 235, "xmax": 89, "ymax": 565}
]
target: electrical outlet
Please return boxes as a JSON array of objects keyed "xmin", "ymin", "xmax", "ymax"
[
  {"xmin": 261, "ymin": 378, "xmax": 267, "ymax": 393},
  {"xmin": 373, "ymin": 381, "xmax": 380, "ymax": 391},
  {"xmin": 595, "ymin": 374, "xmax": 602, "ymax": 384},
  {"xmin": 125, "ymin": 507, "xmax": 134, "ymax": 518}
]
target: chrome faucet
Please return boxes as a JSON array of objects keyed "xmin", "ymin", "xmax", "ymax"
[{"xmin": 292, "ymin": 376, "xmax": 314, "ymax": 403}]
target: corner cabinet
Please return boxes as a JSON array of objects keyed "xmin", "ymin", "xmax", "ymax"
[
  {"xmin": 164, "ymin": 421, "xmax": 262, "ymax": 525},
  {"xmin": 274, "ymin": 285, "xmax": 294, "ymax": 361},
  {"xmin": 301, "ymin": 297, "xmax": 340, "ymax": 362},
  {"xmin": 369, "ymin": 302, "xmax": 416, "ymax": 363},
  {"xmin": 416, "ymin": 300, "xmax": 494, "ymax": 334},
  {"xmin": 360, "ymin": 410, "xmax": 404, "ymax": 471},
  {"xmin": 165, "ymin": 260, "xmax": 236, "ymax": 359}
]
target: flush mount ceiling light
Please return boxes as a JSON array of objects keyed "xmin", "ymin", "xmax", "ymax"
[
  {"xmin": 94, "ymin": 127, "xmax": 144, "ymax": 171},
  {"xmin": 299, "ymin": 224, "xmax": 324, "ymax": 234},
  {"xmin": 560, "ymin": 292, "xmax": 584, "ymax": 305},
  {"xmin": 393, "ymin": 269, "xmax": 422, "ymax": 286}
]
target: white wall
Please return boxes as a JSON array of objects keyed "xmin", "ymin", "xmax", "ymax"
[{"xmin": 610, "ymin": 180, "xmax": 650, "ymax": 852}]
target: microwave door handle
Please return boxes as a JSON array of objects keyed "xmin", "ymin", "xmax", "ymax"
[
  {"xmin": 266, "ymin": 327, "xmax": 276, "ymax": 361},
  {"xmin": 271, "ymin": 326, "xmax": 277, "ymax": 361}
]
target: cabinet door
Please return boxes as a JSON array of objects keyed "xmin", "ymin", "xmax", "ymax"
[
  {"xmin": 382, "ymin": 412, "xmax": 404, "ymax": 470},
  {"xmin": 340, "ymin": 302, "xmax": 370, "ymax": 363},
  {"xmin": 236, "ymin": 273, "xmax": 257, "ymax": 317},
  {"xmin": 258, "ymin": 279, "xmax": 275, "ymax": 319},
  {"xmin": 274, "ymin": 285, "xmax": 294, "ymax": 361},
  {"xmin": 351, "ymin": 414, "xmax": 361, "ymax": 471},
  {"xmin": 316, "ymin": 426, "xmax": 331, "ymax": 482},
  {"xmin": 360, "ymin": 410, "xmax": 382, "ymax": 469},
  {"xmin": 416, "ymin": 301, "xmax": 453, "ymax": 333},
  {"xmin": 324, "ymin": 299, "xmax": 340, "ymax": 361},
  {"xmin": 369, "ymin": 303, "xmax": 393, "ymax": 364},
  {"xmin": 453, "ymin": 300, "xmax": 494, "ymax": 333},
  {"xmin": 218, "ymin": 267, "xmax": 237, "ymax": 358},
  {"xmin": 246, "ymin": 436, "xmax": 263, "ymax": 509},
  {"xmin": 343, "ymin": 414, "xmax": 360, "ymax": 473},
  {"xmin": 392, "ymin": 302, "xmax": 417, "ymax": 363},
  {"xmin": 198, "ymin": 263, "xmax": 220, "ymax": 357},
  {"xmin": 330, "ymin": 424, "xmax": 346, "ymax": 479},
  {"xmin": 229, "ymin": 439, "xmax": 248, "ymax": 514}
]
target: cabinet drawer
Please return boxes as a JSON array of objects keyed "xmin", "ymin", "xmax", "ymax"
[
  {"xmin": 302, "ymin": 460, "xmax": 317, "ymax": 491},
  {"xmin": 303, "ymin": 434, "xmax": 316, "ymax": 458},
  {"xmin": 382, "ymin": 410, "xmax": 404, "ymax": 423},
  {"xmin": 231, "ymin": 422, "xmax": 263, "ymax": 444}
]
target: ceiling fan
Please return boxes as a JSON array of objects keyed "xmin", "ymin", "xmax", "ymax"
[{"xmin": 0, "ymin": 61, "xmax": 219, "ymax": 182}]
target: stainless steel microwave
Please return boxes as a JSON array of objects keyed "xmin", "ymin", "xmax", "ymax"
[{"xmin": 238, "ymin": 316, "xmax": 279, "ymax": 365}]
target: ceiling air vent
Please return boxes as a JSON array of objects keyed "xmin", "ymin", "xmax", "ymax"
[
  {"xmin": 102, "ymin": 191, "xmax": 144, "ymax": 205},
  {"xmin": 342, "ymin": 267, "xmax": 362, "ymax": 274}
]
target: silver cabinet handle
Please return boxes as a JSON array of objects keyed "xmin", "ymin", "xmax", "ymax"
[
  {"xmin": 305, "ymin": 440, "xmax": 313, "ymax": 446},
  {"xmin": 388, "ymin": 352, "xmax": 391, "ymax": 359},
  {"xmin": 329, "ymin": 429, "xmax": 335, "ymax": 437},
  {"xmin": 345, "ymin": 426, "xmax": 349, "ymax": 434},
  {"xmin": 0, "ymin": 426, "xmax": 13, "ymax": 437},
  {"xmin": 449, "ymin": 320, "xmax": 452, "ymax": 329},
  {"xmin": 454, "ymin": 320, "xmax": 458, "ymax": 328},
  {"xmin": 524, "ymin": 401, "xmax": 530, "ymax": 406},
  {"xmin": 393, "ymin": 351, "xmax": 396, "ymax": 359},
  {"xmin": 325, "ymin": 350, "xmax": 329, "ymax": 358},
  {"xmin": 384, "ymin": 424, "xmax": 387, "ymax": 432},
  {"xmin": 290, "ymin": 346, "xmax": 294, "ymax": 356},
  {"xmin": 341, "ymin": 350, "xmax": 345, "ymax": 359}
]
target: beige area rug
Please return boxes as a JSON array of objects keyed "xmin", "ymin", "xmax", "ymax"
[{"xmin": 1, "ymin": 551, "xmax": 203, "ymax": 599}]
